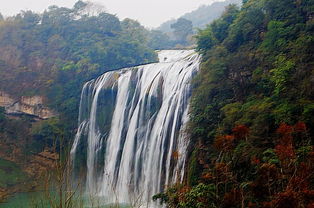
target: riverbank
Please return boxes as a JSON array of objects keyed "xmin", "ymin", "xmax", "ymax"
[{"xmin": 0, "ymin": 148, "xmax": 58, "ymax": 203}]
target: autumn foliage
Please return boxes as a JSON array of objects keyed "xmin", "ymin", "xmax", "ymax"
[
  {"xmin": 210, "ymin": 123, "xmax": 312, "ymax": 207},
  {"xmin": 156, "ymin": 122, "xmax": 313, "ymax": 208},
  {"xmin": 232, "ymin": 125, "xmax": 249, "ymax": 140},
  {"xmin": 213, "ymin": 135, "xmax": 235, "ymax": 152}
]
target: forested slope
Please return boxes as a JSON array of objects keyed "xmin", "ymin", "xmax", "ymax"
[
  {"xmin": 155, "ymin": 0, "xmax": 314, "ymax": 207},
  {"xmin": 0, "ymin": 1, "xmax": 157, "ymax": 146},
  {"xmin": 158, "ymin": 0, "xmax": 242, "ymax": 32}
]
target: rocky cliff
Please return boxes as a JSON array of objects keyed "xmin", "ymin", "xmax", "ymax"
[{"xmin": 0, "ymin": 91, "xmax": 55, "ymax": 119}]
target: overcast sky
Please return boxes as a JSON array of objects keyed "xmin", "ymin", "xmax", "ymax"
[{"xmin": 0, "ymin": 0, "xmax": 222, "ymax": 28}]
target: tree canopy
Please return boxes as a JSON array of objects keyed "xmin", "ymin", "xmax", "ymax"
[
  {"xmin": 171, "ymin": 18, "xmax": 193, "ymax": 45},
  {"xmin": 0, "ymin": 2, "xmax": 157, "ymax": 137}
]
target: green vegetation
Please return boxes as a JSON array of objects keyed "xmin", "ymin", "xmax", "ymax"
[
  {"xmin": 0, "ymin": 159, "xmax": 26, "ymax": 188},
  {"xmin": 0, "ymin": 1, "xmax": 158, "ymax": 150},
  {"xmin": 154, "ymin": 0, "xmax": 314, "ymax": 207},
  {"xmin": 30, "ymin": 118, "xmax": 64, "ymax": 153},
  {"xmin": 170, "ymin": 18, "xmax": 193, "ymax": 46},
  {"xmin": 0, "ymin": 192, "xmax": 48, "ymax": 208},
  {"xmin": 156, "ymin": 0, "xmax": 244, "ymax": 49},
  {"xmin": 158, "ymin": 0, "xmax": 242, "ymax": 32}
]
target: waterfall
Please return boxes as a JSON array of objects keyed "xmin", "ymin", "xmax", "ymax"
[{"xmin": 71, "ymin": 50, "xmax": 201, "ymax": 207}]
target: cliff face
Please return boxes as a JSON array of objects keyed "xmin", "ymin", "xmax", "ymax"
[
  {"xmin": 0, "ymin": 91, "xmax": 14, "ymax": 107},
  {"xmin": 0, "ymin": 91, "xmax": 55, "ymax": 119}
]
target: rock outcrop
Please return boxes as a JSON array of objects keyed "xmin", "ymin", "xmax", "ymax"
[
  {"xmin": 0, "ymin": 91, "xmax": 55, "ymax": 119},
  {"xmin": 0, "ymin": 91, "xmax": 14, "ymax": 107}
]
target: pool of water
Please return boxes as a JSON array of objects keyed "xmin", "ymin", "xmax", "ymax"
[
  {"xmin": 0, "ymin": 192, "xmax": 132, "ymax": 208},
  {"xmin": 0, "ymin": 192, "xmax": 48, "ymax": 208}
]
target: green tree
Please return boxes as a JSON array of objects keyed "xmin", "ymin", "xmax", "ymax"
[
  {"xmin": 261, "ymin": 21, "xmax": 292, "ymax": 53},
  {"xmin": 121, "ymin": 18, "xmax": 149, "ymax": 43},
  {"xmin": 270, "ymin": 55, "xmax": 295, "ymax": 95},
  {"xmin": 20, "ymin": 10, "xmax": 41, "ymax": 27},
  {"xmin": 171, "ymin": 18, "xmax": 193, "ymax": 45},
  {"xmin": 196, "ymin": 5, "xmax": 239, "ymax": 53},
  {"xmin": 211, "ymin": 4, "xmax": 239, "ymax": 42},
  {"xmin": 147, "ymin": 30, "xmax": 173, "ymax": 49}
]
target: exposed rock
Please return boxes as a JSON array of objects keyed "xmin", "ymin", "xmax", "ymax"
[
  {"xmin": 37, "ymin": 149, "xmax": 59, "ymax": 161},
  {"xmin": 0, "ymin": 91, "xmax": 56, "ymax": 119},
  {"xmin": 25, "ymin": 149, "xmax": 58, "ymax": 178},
  {"xmin": 0, "ymin": 91, "xmax": 14, "ymax": 107}
]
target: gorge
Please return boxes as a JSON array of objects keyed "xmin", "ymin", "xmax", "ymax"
[{"xmin": 1, "ymin": 0, "xmax": 313, "ymax": 207}]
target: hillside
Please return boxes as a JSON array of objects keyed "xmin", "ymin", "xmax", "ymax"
[
  {"xmin": 158, "ymin": 0, "xmax": 242, "ymax": 32},
  {"xmin": 0, "ymin": 1, "xmax": 157, "ymax": 130},
  {"xmin": 155, "ymin": 0, "xmax": 314, "ymax": 207}
]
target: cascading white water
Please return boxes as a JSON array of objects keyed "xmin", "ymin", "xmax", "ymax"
[{"xmin": 71, "ymin": 50, "xmax": 201, "ymax": 207}]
